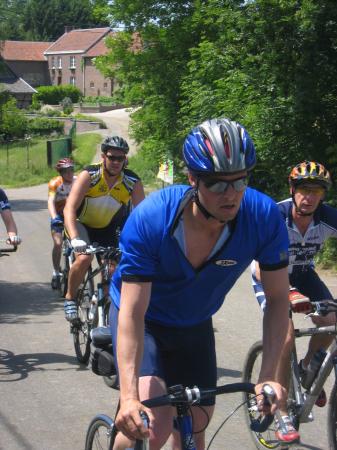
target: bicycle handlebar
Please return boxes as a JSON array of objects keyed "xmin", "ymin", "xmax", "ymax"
[
  {"xmin": 141, "ymin": 382, "xmax": 274, "ymax": 433},
  {"xmin": 79, "ymin": 244, "xmax": 121, "ymax": 259},
  {"xmin": 0, "ymin": 243, "xmax": 18, "ymax": 255}
]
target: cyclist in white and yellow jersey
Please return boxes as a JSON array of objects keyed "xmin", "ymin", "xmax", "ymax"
[{"xmin": 63, "ymin": 136, "xmax": 145, "ymax": 322}]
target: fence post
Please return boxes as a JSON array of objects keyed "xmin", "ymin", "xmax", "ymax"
[{"xmin": 6, "ymin": 141, "xmax": 9, "ymax": 169}]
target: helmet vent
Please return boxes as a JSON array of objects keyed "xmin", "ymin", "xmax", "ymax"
[{"xmin": 204, "ymin": 137, "xmax": 215, "ymax": 156}]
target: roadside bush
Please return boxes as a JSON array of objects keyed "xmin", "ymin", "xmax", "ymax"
[
  {"xmin": 33, "ymin": 85, "xmax": 82, "ymax": 105},
  {"xmin": 0, "ymin": 97, "xmax": 28, "ymax": 139},
  {"xmin": 315, "ymin": 238, "xmax": 337, "ymax": 271},
  {"xmin": 82, "ymin": 95, "xmax": 115, "ymax": 104},
  {"xmin": 40, "ymin": 105, "xmax": 60, "ymax": 117},
  {"xmin": 61, "ymin": 97, "xmax": 73, "ymax": 115},
  {"xmin": 27, "ymin": 117, "xmax": 64, "ymax": 136}
]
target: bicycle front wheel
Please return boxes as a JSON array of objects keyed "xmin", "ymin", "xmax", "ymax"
[
  {"xmin": 328, "ymin": 383, "xmax": 337, "ymax": 449},
  {"xmin": 73, "ymin": 270, "xmax": 94, "ymax": 364},
  {"xmin": 85, "ymin": 415, "xmax": 115, "ymax": 450},
  {"xmin": 242, "ymin": 341, "xmax": 280, "ymax": 450}
]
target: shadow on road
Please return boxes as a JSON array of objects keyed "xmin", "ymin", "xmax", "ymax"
[
  {"xmin": 216, "ymin": 367, "xmax": 241, "ymax": 379},
  {"xmin": 0, "ymin": 348, "xmax": 86, "ymax": 382},
  {"xmin": 0, "ymin": 349, "xmax": 88, "ymax": 383},
  {"xmin": 0, "ymin": 280, "xmax": 62, "ymax": 322},
  {"xmin": 10, "ymin": 198, "xmax": 47, "ymax": 212}
]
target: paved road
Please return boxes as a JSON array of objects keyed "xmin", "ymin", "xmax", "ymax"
[
  {"xmin": 87, "ymin": 108, "xmax": 139, "ymax": 157},
  {"xmin": 1, "ymin": 182, "xmax": 336, "ymax": 450}
]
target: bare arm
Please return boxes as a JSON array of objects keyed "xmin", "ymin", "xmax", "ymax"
[
  {"xmin": 63, "ymin": 170, "xmax": 91, "ymax": 240},
  {"xmin": 256, "ymin": 266, "xmax": 289, "ymax": 410},
  {"xmin": 131, "ymin": 180, "xmax": 145, "ymax": 207},
  {"xmin": 47, "ymin": 194, "xmax": 58, "ymax": 219},
  {"xmin": 115, "ymin": 281, "xmax": 153, "ymax": 440},
  {"xmin": 1, "ymin": 209, "xmax": 18, "ymax": 237}
]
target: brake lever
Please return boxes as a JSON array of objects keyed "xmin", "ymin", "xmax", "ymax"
[{"xmin": 249, "ymin": 384, "xmax": 276, "ymax": 432}]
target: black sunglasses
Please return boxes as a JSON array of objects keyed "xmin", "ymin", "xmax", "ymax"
[
  {"xmin": 202, "ymin": 176, "xmax": 249, "ymax": 193},
  {"xmin": 105, "ymin": 154, "xmax": 126, "ymax": 162},
  {"xmin": 59, "ymin": 167, "xmax": 74, "ymax": 174}
]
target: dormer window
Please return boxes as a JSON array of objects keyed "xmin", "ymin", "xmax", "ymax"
[{"xmin": 70, "ymin": 56, "xmax": 76, "ymax": 69}]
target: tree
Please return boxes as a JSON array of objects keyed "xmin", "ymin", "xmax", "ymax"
[
  {"xmin": 23, "ymin": 0, "xmax": 109, "ymax": 41},
  {"xmin": 0, "ymin": 0, "xmax": 26, "ymax": 40},
  {"xmin": 97, "ymin": 0, "xmax": 337, "ymax": 199}
]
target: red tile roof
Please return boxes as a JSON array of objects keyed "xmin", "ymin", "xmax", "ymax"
[
  {"xmin": 0, "ymin": 41, "xmax": 51, "ymax": 61},
  {"xmin": 45, "ymin": 28, "xmax": 111, "ymax": 54},
  {"xmin": 85, "ymin": 32, "xmax": 115, "ymax": 57}
]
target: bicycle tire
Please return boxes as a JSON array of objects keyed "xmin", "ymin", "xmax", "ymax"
[
  {"xmin": 85, "ymin": 415, "xmax": 115, "ymax": 450},
  {"xmin": 73, "ymin": 268, "xmax": 94, "ymax": 364},
  {"xmin": 242, "ymin": 341, "xmax": 280, "ymax": 450},
  {"xmin": 328, "ymin": 383, "xmax": 337, "ymax": 449},
  {"xmin": 103, "ymin": 374, "xmax": 119, "ymax": 390}
]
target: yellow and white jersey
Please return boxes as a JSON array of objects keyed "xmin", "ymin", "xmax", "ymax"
[{"xmin": 77, "ymin": 162, "xmax": 140, "ymax": 229}]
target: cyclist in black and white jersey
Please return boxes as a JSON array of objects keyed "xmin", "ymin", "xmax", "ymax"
[
  {"xmin": 252, "ymin": 161, "xmax": 337, "ymax": 444},
  {"xmin": 0, "ymin": 188, "xmax": 21, "ymax": 246}
]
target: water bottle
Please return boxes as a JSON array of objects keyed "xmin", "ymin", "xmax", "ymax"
[
  {"xmin": 301, "ymin": 348, "xmax": 326, "ymax": 389},
  {"xmin": 89, "ymin": 293, "xmax": 98, "ymax": 321}
]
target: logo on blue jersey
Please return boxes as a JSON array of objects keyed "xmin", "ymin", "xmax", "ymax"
[{"xmin": 215, "ymin": 259, "xmax": 237, "ymax": 267}]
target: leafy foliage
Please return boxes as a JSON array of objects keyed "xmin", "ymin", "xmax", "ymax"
[
  {"xmin": 96, "ymin": 0, "xmax": 337, "ymax": 203},
  {"xmin": 27, "ymin": 117, "xmax": 64, "ymax": 136},
  {"xmin": 0, "ymin": 95, "xmax": 28, "ymax": 139},
  {"xmin": 33, "ymin": 85, "xmax": 82, "ymax": 105}
]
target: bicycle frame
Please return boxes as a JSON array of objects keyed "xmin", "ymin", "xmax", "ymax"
[
  {"xmin": 290, "ymin": 324, "xmax": 337, "ymax": 424},
  {"xmin": 174, "ymin": 408, "xmax": 196, "ymax": 450}
]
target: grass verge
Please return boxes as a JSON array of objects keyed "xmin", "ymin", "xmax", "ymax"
[{"xmin": 0, "ymin": 133, "xmax": 102, "ymax": 188}]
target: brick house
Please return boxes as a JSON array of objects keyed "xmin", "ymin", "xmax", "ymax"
[
  {"xmin": 44, "ymin": 27, "xmax": 115, "ymax": 97},
  {"xmin": 0, "ymin": 40, "xmax": 51, "ymax": 87}
]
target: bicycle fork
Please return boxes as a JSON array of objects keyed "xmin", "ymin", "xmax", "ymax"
[{"xmin": 174, "ymin": 404, "xmax": 197, "ymax": 450}]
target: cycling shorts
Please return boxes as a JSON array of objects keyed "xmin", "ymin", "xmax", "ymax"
[
  {"xmin": 76, "ymin": 221, "xmax": 119, "ymax": 248},
  {"xmin": 253, "ymin": 266, "xmax": 333, "ymax": 310},
  {"xmin": 110, "ymin": 302, "xmax": 217, "ymax": 406},
  {"xmin": 289, "ymin": 267, "xmax": 333, "ymax": 302}
]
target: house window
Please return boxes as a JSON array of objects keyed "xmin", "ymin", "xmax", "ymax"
[
  {"xmin": 90, "ymin": 81, "xmax": 94, "ymax": 88},
  {"xmin": 58, "ymin": 56, "xmax": 62, "ymax": 69},
  {"xmin": 70, "ymin": 56, "xmax": 76, "ymax": 68},
  {"xmin": 70, "ymin": 76, "xmax": 76, "ymax": 86},
  {"xmin": 51, "ymin": 57, "xmax": 55, "ymax": 69},
  {"xmin": 103, "ymin": 82, "xmax": 107, "ymax": 88}
]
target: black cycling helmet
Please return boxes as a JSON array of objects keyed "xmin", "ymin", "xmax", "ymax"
[
  {"xmin": 183, "ymin": 118, "xmax": 256, "ymax": 175},
  {"xmin": 101, "ymin": 136, "xmax": 129, "ymax": 154}
]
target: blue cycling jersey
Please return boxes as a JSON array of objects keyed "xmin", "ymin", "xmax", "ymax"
[
  {"xmin": 110, "ymin": 185, "xmax": 289, "ymax": 327},
  {"xmin": 0, "ymin": 189, "xmax": 10, "ymax": 211}
]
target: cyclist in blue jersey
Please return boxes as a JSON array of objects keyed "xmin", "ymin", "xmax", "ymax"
[
  {"xmin": 109, "ymin": 118, "xmax": 290, "ymax": 450},
  {"xmin": 251, "ymin": 161, "xmax": 337, "ymax": 444},
  {"xmin": 0, "ymin": 188, "xmax": 21, "ymax": 246}
]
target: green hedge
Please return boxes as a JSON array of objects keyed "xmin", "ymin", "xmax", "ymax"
[
  {"xmin": 27, "ymin": 117, "xmax": 64, "ymax": 136},
  {"xmin": 33, "ymin": 85, "xmax": 82, "ymax": 106}
]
